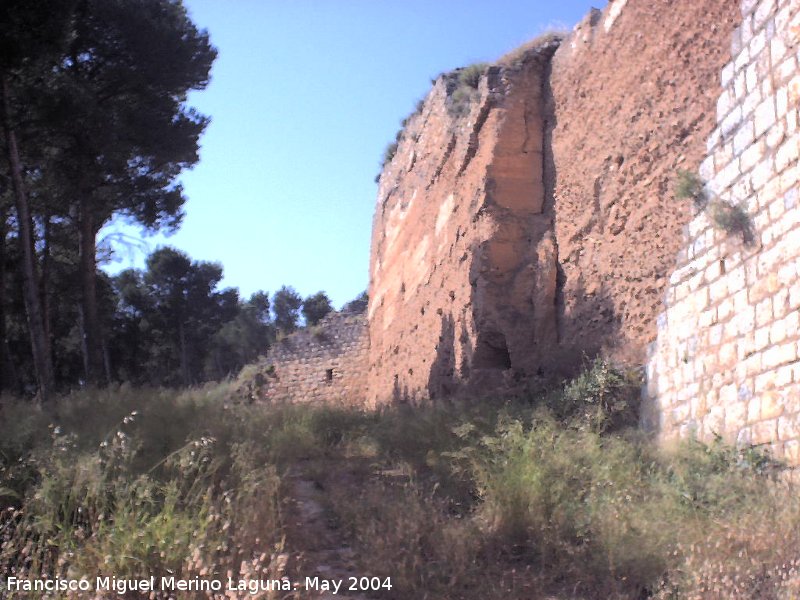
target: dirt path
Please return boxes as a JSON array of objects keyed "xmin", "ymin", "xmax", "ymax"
[{"xmin": 282, "ymin": 462, "xmax": 375, "ymax": 600}]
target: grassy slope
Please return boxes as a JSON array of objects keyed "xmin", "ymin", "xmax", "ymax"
[{"xmin": 1, "ymin": 363, "xmax": 799, "ymax": 599}]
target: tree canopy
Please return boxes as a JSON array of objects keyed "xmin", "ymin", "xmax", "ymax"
[
  {"xmin": 302, "ymin": 291, "xmax": 333, "ymax": 326},
  {"xmin": 0, "ymin": 0, "xmax": 216, "ymax": 397},
  {"xmin": 273, "ymin": 286, "xmax": 303, "ymax": 334},
  {"xmin": 0, "ymin": 1, "xmax": 348, "ymax": 394}
]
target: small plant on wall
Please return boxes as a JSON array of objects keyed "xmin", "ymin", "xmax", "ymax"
[
  {"xmin": 457, "ymin": 62, "xmax": 488, "ymax": 89},
  {"xmin": 674, "ymin": 170, "xmax": 754, "ymax": 244},
  {"xmin": 708, "ymin": 199, "xmax": 754, "ymax": 244},
  {"xmin": 446, "ymin": 62, "xmax": 489, "ymax": 118},
  {"xmin": 382, "ymin": 141, "xmax": 398, "ymax": 166},
  {"xmin": 674, "ymin": 169, "xmax": 707, "ymax": 210}
]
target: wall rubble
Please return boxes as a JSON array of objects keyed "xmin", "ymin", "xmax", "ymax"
[{"xmin": 644, "ymin": 0, "xmax": 800, "ymax": 461}]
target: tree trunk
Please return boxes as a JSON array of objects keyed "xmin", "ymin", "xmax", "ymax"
[
  {"xmin": 102, "ymin": 336, "xmax": 112, "ymax": 384},
  {"xmin": 78, "ymin": 197, "xmax": 105, "ymax": 385},
  {"xmin": 77, "ymin": 304, "xmax": 89, "ymax": 380},
  {"xmin": 178, "ymin": 319, "xmax": 189, "ymax": 386},
  {"xmin": 0, "ymin": 204, "xmax": 19, "ymax": 394},
  {"xmin": 41, "ymin": 213, "xmax": 52, "ymax": 353},
  {"xmin": 1, "ymin": 72, "xmax": 54, "ymax": 401}
]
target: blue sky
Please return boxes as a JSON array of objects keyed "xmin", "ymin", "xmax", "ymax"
[{"xmin": 102, "ymin": 0, "xmax": 601, "ymax": 309}]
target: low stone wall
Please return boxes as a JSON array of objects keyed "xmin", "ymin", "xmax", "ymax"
[
  {"xmin": 644, "ymin": 0, "xmax": 800, "ymax": 462},
  {"xmin": 245, "ymin": 311, "xmax": 369, "ymax": 405}
]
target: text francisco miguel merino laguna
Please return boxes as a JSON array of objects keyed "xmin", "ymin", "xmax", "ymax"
[{"xmin": 3, "ymin": 575, "xmax": 305, "ymax": 595}]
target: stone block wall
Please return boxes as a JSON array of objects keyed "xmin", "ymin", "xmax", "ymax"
[
  {"xmin": 644, "ymin": 0, "xmax": 800, "ymax": 461},
  {"xmin": 247, "ymin": 311, "xmax": 369, "ymax": 405}
]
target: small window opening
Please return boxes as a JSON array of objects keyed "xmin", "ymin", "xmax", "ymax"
[{"xmin": 325, "ymin": 368, "xmax": 334, "ymax": 383}]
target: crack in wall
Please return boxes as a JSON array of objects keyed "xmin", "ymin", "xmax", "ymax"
[
  {"xmin": 541, "ymin": 43, "xmax": 564, "ymax": 349},
  {"xmin": 457, "ymin": 96, "xmax": 493, "ymax": 177},
  {"xmin": 427, "ymin": 133, "xmax": 456, "ymax": 189},
  {"xmin": 369, "ymin": 0, "xmax": 738, "ymax": 402}
]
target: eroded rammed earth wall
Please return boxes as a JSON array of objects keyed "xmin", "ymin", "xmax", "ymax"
[
  {"xmin": 367, "ymin": 45, "xmax": 559, "ymax": 405},
  {"xmin": 367, "ymin": 0, "xmax": 739, "ymax": 405},
  {"xmin": 549, "ymin": 0, "xmax": 740, "ymax": 365},
  {"xmin": 251, "ymin": 0, "xmax": 800, "ymax": 466},
  {"xmin": 644, "ymin": 0, "xmax": 800, "ymax": 460}
]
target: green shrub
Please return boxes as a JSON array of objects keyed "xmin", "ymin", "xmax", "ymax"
[
  {"xmin": 448, "ymin": 86, "xmax": 476, "ymax": 118},
  {"xmin": 674, "ymin": 168, "xmax": 707, "ymax": 209},
  {"xmin": 674, "ymin": 170, "xmax": 753, "ymax": 243},
  {"xmin": 545, "ymin": 358, "xmax": 641, "ymax": 432},
  {"xmin": 708, "ymin": 199, "xmax": 753, "ymax": 243},
  {"xmin": 382, "ymin": 141, "xmax": 398, "ymax": 166},
  {"xmin": 455, "ymin": 412, "xmax": 790, "ymax": 597},
  {"xmin": 445, "ymin": 62, "xmax": 489, "ymax": 119},
  {"xmin": 458, "ymin": 62, "xmax": 488, "ymax": 89},
  {"xmin": 376, "ymin": 139, "xmax": 400, "ymax": 182},
  {"xmin": 464, "ymin": 418, "xmax": 663, "ymax": 585}
]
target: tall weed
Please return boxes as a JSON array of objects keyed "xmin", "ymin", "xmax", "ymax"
[
  {"xmin": 0, "ymin": 387, "xmax": 284, "ymax": 598},
  {"xmin": 2, "ymin": 367, "xmax": 798, "ymax": 599}
]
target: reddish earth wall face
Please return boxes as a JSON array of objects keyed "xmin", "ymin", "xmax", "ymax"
[
  {"xmin": 366, "ymin": 0, "xmax": 741, "ymax": 404},
  {"xmin": 367, "ymin": 47, "xmax": 558, "ymax": 405},
  {"xmin": 549, "ymin": 0, "xmax": 740, "ymax": 365}
]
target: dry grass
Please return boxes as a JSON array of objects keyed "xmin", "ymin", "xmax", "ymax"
[
  {"xmin": 442, "ymin": 31, "xmax": 566, "ymax": 120},
  {"xmin": 0, "ymin": 386, "xmax": 285, "ymax": 599},
  {"xmin": 496, "ymin": 30, "xmax": 566, "ymax": 68},
  {"xmin": 317, "ymin": 361, "xmax": 800, "ymax": 599},
  {"xmin": 654, "ymin": 485, "xmax": 800, "ymax": 598},
  {"xmin": 1, "ymin": 365, "xmax": 798, "ymax": 599}
]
